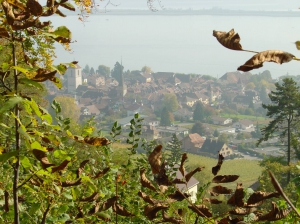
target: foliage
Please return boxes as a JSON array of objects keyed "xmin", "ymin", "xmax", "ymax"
[
  {"xmin": 160, "ymin": 107, "xmax": 172, "ymax": 126},
  {"xmin": 97, "ymin": 65, "xmax": 110, "ymax": 78},
  {"xmin": 53, "ymin": 96, "xmax": 81, "ymax": 123},
  {"xmin": 162, "ymin": 93, "xmax": 179, "ymax": 112},
  {"xmin": 111, "ymin": 61, "xmax": 124, "ymax": 84},
  {"xmin": 165, "ymin": 133, "xmax": 182, "ymax": 165},
  {"xmin": 141, "ymin": 66, "xmax": 152, "ymax": 74},
  {"xmin": 218, "ymin": 133, "xmax": 229, "ymax": 143},
  {"xmin": 193, "ymin": 102, "xmax": 205, "ymax": 121},
  {"xmin": 191, "ymin": 121, "xmax": 206, "ymax": 136}
]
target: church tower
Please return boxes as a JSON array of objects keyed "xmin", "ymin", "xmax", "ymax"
[{"xmin": 66, "ymin": 65, "xmax": 82, "ymax": 94}]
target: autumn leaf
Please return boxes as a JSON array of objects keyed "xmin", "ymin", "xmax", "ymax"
[
  {"xmin": 51, "ymin": 159, "xmax": 70, "ymax": 173},
  {"xmin": 295, "ymin": 41, "xmax": 300, "ymax": 50},
  {"xmin": 31, "ymin": 70, "xmax": 57, "ymax": 82},
  {"xmin": 162, "ymin": 210, "xmax": 184, "ymax": 224},
  {"xmin": 203, "ymin": 198, "xmax": 222, "ymax": 204},
  {"xmin": 229, "ymin": 207, "xmax": 257, "ymax": 216},
  {"xmin": 227, "ymin": 183, "xmax": 245, "ymax": 207},
  {"xmin": 26, "ymin": 0, "xmax": 43, "ymax": 16},
  {"xmin": 213, "ymin": 29, "xmax": 243, "ymax": 51},
  {"xmin": 88, "ymin": 202, "xmax": 100, "ymax": 214},
  {"xmin": 148, "ymin": 145, "xmax": 162, "ymax": 174},
  {"xmin": 61, "ymin": 179, "xmax": 82, "ymax": 187},
  {"xmin": 179, "ymin": 153, "xmax": 187, "ymax": 177},
  {"xmin": 212, "ymin": 153, "xmax": 224, "ymax": 176},
  {"xmin": 238, "ymin": 50, "xmax": 295, "ymax": 72},
  {"xmin": 98, "ymin": 196, "xmax": 118, "ymax": 211},
  {"xmin": 93, "ymin": 167, "xmax": 110, "ymax": 179},
  {"xmin": 211, "ymin": 185, "xmax": 232, "ymax": 194},
  {"xmin": 138, "ymin": 191, "xmax": 156, "ymax": 204},
  {"xmin": 258, "ymin": 202, "xmax": 290, "ymax": 221},
  {"xmin": 76, "ymin": 159, "xmax": 89, "ymax": 178},
  {"xmin": 144, "ymin": 204, "xmax": 169, "ymax": 220},
  {"xmin": 246, "ymin": 191, "xmax": 279, "ymax": 207},
  {"xmin": 73, "ymin": 136, "xmax": 110, "ymax": 146},
  {"xmin": 168, "ymin": 190, "xmax": 190, "ymax": 201},
  {"xmin": 188, "ymin": 204, "xmax": 212, "ymax": 217},
  {"xmin": 80, "ymin": 192, "xmax": 99, "ymax": 202},
  {"xmin": 212, "ymin": 175, "xmax": 239, "ymax": 183},
  {"xmin": 140, "ymin": 169, "xmax": 157, "ymax": 192},
  {"xmin": 185, "ymin": 166, "xmax": 204, "ymax": 182},
  {"xmin": 32, "ymin": 149, "xmax": 54, "ymax": 169},
  {"xmin": 0, "ymin": 27, "xmax": 10, "ymax": 38},
  {"xmin": 113, "ymin": 203, "xmax": 134, "ymax": 217}
]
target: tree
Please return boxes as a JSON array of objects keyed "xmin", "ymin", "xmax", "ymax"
[
  {"xmin": 259, "ymin": 86, "xmax": 269, "ymax": 104},
  {"xmin": 160, "ymin": 107, "xmax": 172, "ymax": 126},
  {"xmin": 53, "ymin": 96, "xmax": 81, "ymax": 122},
  {"xmin": 258, "ymin": 78, "xmax": 300, "ymax": 183},
  {"xmin": 141, "ymin": 65, "xmax": 152, "ymax": 74},
  {"xmin": 162, "ymin": 93, "xmax": 178, "ymax": 112},
  {"xmin": 83, "ymin": 64, "xmax": 90, "ymax": 74},
  {"xmin": 166, "ymin": 133, "xmax": 182, "ymax": 165},
  {"xmin": 218, "ymin": 133, "xmax": 228, "ymax": 143},
  {"xmin": 191, "ymin": 121, "xmax": 206, "ymax": 136},
  {"xmin": 111, "ymin": 61, "xmax": 124, "ymax": 84},
  {"xmin": 97, "ymin": 65, "xmax": 110, "ymax": 78},
  {"xmin": 193, "ymin": 102, "xmax": 205, "ymax": 121},
  {"xmin": 90, "ymin": 67, "xmax": 95, "ymax": 75},
  {"xmin": 213, "ymin": 129, "xmax": 220, "ymax": 137}
]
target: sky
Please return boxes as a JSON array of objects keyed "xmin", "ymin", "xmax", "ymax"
[{"xmin": 100, "ymin": 0, "xmax": 300, "ymax": 11}]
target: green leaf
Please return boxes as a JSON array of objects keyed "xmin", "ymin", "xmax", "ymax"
[
  {"xmin": 20, "ymin": 156, "xmax": 32, "ymax": 169},
  {"xmin": 11, "ymin": 66, "xmax": 36, "ymax": 78},
  {"xmin": 0, "ymin": 151, "xmax": 18, "ymax": 163},
  {"xmin": 95, "ymin": 212, "xmax": 111, "ymax": 220},
  {"xmin": 2, "ymin": 62, "xmax": 9, "ymax": 72},
  {"xmin": 31, "ymin": 141, "xmax": 44, "ymax": 151},
  {"xmin": 29, "ymin": 203, "xmax": 41, "ymax": 214},
  {"xmin": 58, "ymin": 205, "xmax": 69, "ymax": 213},
  {"xmin": 54, "ymin": 183, "xmax": 61, "ymax": 195},
  {"xmin": 52, "ymin": 63, "xmax": 67, "ymax": 75},
  {"xmin": 0, "ymin": 96, "xmax": 23, "ymax": 114},
  {"xmin": 62, "ymin": 193, "xmax": 73, "ymax": 200},
  {"xmin": 19, "ymin": 78, "xmax": 43, "ymax": 89},
  {"xmin": 134, "ymin": 113, "xmax": 139, "ymax": 119}
]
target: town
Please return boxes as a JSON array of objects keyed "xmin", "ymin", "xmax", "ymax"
[{"xmin": 44, "ymin": 61, "xmax": 286, "ymax": 160}]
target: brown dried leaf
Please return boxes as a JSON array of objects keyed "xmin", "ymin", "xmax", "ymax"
[
  {"xmin": 113, "ymin": 203, "xmax": 135, "ymax": 217},
  {"xmin": 246, "ymin": 191, "xmax": 279, "ymax": 207},
  {"xmin": 61, "ymin": 179, "xmax": 81, "ymax": 187},
  {"xmin": 212, "ymin": 175, "xmax": 239, "ymax": 183},
  {"xmin": 140, "ymin": 169, "xmax": 157, "ymax": 192},
  {"xmin": 258, "ymin": 202, "xmax": 290, "ymax": 221},
  {"xmin": 216, "ymin": 216, "xmax": 244, "ymax": 224},
  {"xmin": 213, "ymin": 29, "xmax": 243, "ymax": 51},
  {"xmin": 55, "ymin": 9, "xmax": 66, "ymax": 17},
  {"xmin": 80, "ymin": 192, "xmax": 99, "ymax": 202},
  {"xmin": 188, "ymin": 204, "xmax": 212, "ymax": 217},
  {"xmin": 212, "ymin": 153, "xmax": 224, "ymax": 176},
  {"xmin": 211, "ymin": 185, "xmax": 232, "ymax": 194},
  {"xmin": 229, "ymin": 207, "xmax": 257, "ymax": 216},
  {"xmin": 99, "ymin": 196, "xmax": 118, "ymax": 211},
  {"xmin": 93, "ymin": 167, "xmax": 110, "ymax": 179},
  {"xmin": 51, "ymin": 159, "xmax": 70, "ymax": 173},
  {"xmin": 26, "ymin": 0, "xmax": 42, "ymax": 16},
  {"xmin": 148, "ymin": 145, "xmax": 162, "ymax": 174},
  {"xmin": 179, "ymin": 153, "xmax": 187, "ymax": 177},
  {"xmin": 155, "ymin": 160, "xmax": 171, "ymax": 186},
  {"xmin": 238, "ymin": 50, "xmax": 295, "ymax": 72},
  {"xmin": 88, "ymin": 202, "xmax": 100, "ymax": 214},
  {"xmin": 159, "ymin": 185, "xmax": 168, "ymax": 193},
  {"xmin": 74, "ymin": 136, "xmax": 110, "ymax": 146},
  {"xmin": 76, "ymin": 159, "xmax": 89, "ymax": 178},
  {"xmin": 168, "ymin": 190, "xmax": 190, "ymax": 201},
  {"xmin": 32, "ymin": 149, "xmax": 54, "ymax": 169},
  {"xmin": 185, "ymin": 166, "xmax": 204, "ymax": 182},
  {"xmin": 203, "ymin": 198, "xmax": 222, "ymax": 204},
  {"xmin": 227, "ymin": 183, "xmax": 245, "ymax": 207},
  {"xmin": 144, "ymin": 203, "xmax": 169, "ymax": 220},
  {"xmin": 171, "ymin": 178, "xmax": 186, "ymax": 185},
  {"xmin": 162, "ymin": 210, "xmax": 184, "ymax": 224},
  {"xmin": 138, "ymin": 191, "xmax": 156, "ymax": 204},
  {"xmin": 76, "ymin": 207, "xmax": 84, "ymax": 219},
  {"xmin": 209, "ymin": 191, "xmax": 219, "ymax": 196},
  {"xmin": 0, "ymin": 27, "xmax": 10, "ymax": 38},
  {"xmin": 31, "ymin": 70, "xmax": 56, "ymax": 82}
]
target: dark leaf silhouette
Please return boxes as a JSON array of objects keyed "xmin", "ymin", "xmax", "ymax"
[
  {"xmin": 138, "ymin": 191, "xmax": 156, "ymax": 204},
  {"xmin": 74, "ymin": 136, "xmax": 110, "ymax": 146},
  {"xmin": 4, "ymin": 190, "xmax": 9, "ymax": 212},
  {"xmin": 185, "ymin": 166, "xmax": 204, "ymax": 182},
  {"xmin": 140, "ymin": 169, "xmax": 157, "ymax": 192},
  {"xmin": 113, "ymin": 203, "xmax": 135, "ymax": 217},
  {"xmin": 212, "ymin": 175, "xmax": 239, "ymax": 183},
  {"xmin": 93, "ymin": 167, "xmax": 110, "ymax": 179},
  {"xmin": 168, "ymin": 190, "xmax": 190, "ymax": 201},
  {"xmin": 188, "ymin": 204, "xmax": 212, "ymax": 217},
  {"xmin": 162, "ymin": 210, "xmax": 184, "ymax": 224},
  {"xmin": 61, "ymin": 178, "xmax": 82, "ymax": 187},
  {"xmin": 212, "ymin": 153, "xmax": 224, "ymax": 176},
  {"xmin": 246, "ymin": 191, "xmax": 279, "ymax": 207},
  {"xmin": 51, "ymin": 159, "xmax": 70, "ymax": 173},
  {"xmin": 179, "ymin": 153, "xmax": 187, "ymax": 176},
  {"xmin": 80, "ymin": 192, "xmax": 99, "ymax": 202},
  {"xmin": 148, "ymin": 145, "xmax": 162, "ymax": 174},
  {"xmin": 155, "ymin": 160, "xmax": 171, "ymax": 186},
  {"xmin": 211, "ymin": 185, "xmax": 232, "ymax": 194},
  {"xmin": 32, "ymin": 149, "xmax": 54, "ymax": 169},
  {"xmin": 26, "ymin": 0, "xmax": 43, "ymax": 16},
  {"xmin": 213, "ymin": 29, "xmax": 243, "ymax": 51},
  {"xmin": 99, "ymin": 196, "xmax": 118, "ymax": 211},
  {"xmin": 229, "ymin": 208, "xmax": 257, "ymax": 216},
  {"xmin": 203, "ymin": 198, "xmax": 222, "ymax": 204},
  {"xmin": 227, "ymin": 183, "xmax": 245, "ymax": 207},
  {"xmin": 144, "ymin": 204, "xmax": 169, "ymax": 220},
  {"xmin": 238, "ymin": 50, "xmax": 295, "ymax": 72},
  {"xmin": 76, "ymin": 159, "xmax": 89, "ymax": 178},
  {"xmin": 88, "ymin": 202, "xmax": 100, "ymax": 214},
  {"xmin": 258, "ymin": 202, "xmax": 290, "ymax": 221}
]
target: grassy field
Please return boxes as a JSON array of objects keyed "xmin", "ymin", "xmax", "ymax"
[
  {"xmin": 186, "ymin": 153, "xmax": 262, "ymax": 189},
  {"xmin": 110, "ymin": 143, "xmax": 262, "ymax": 190}
]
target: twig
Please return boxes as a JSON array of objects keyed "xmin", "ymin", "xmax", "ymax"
[
  {"xmin": 1, "ymin": 71, "xmax": 12, "ymax": 92},
  {"xmin": 41, "ymin": 199, "xmax": 52, "ymax": 224}
]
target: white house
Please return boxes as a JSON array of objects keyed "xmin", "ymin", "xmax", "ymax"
[{"xmin": 232, "ymin": 119, "xmax": 254, "ymax": 130}]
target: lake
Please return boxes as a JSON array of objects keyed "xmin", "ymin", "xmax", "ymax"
[{"xmin": 50, "ymin": 12, "xmax": 300, "ymax": 78}]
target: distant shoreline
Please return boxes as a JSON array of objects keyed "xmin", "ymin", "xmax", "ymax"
[{"xmin": 90, "ymin": 9, "xmax": 300, "ymax": 17}]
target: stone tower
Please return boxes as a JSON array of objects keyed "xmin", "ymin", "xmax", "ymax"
[{"xmin": 66, "ymin": 64, "xmax": 82, "ymax": 94}]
